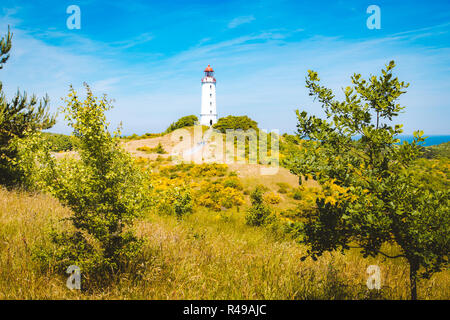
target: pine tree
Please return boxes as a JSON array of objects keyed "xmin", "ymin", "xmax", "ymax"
[
  {"xmin": 0, "ymin": 25, "xmax": 12, "ymax": 70},
  {"xmin": 0, "ymin": 26, "xmax": 55, "ymax": 186}
]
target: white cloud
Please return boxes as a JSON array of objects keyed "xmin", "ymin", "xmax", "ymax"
[
  {"xmin": 110, "ymin": 32, "xmax": 154, "ymax": 49},
  {"xmin": 227, "ymin": 15, "xmax": 255, "ymax": 29}
]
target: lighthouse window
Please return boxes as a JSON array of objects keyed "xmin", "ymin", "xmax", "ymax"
[
  {"xmin": 210, "ymin": 110, "xmax": 212, "ymax": 114},
  {"xmin": 210, "ymin": 94, "xmax": 212, "ymax": 97},
  {"xmin": 210, "ymin": 102, "xmax": 212, "ymax": 105},
  {"xmin": 210, "ymin": 85, "xmax": 212, "ymax": 89}
]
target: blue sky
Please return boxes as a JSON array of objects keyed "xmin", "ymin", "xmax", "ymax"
[{"xmin": 0, "ymin": 0, "xmax": 449, "ymax": 135}]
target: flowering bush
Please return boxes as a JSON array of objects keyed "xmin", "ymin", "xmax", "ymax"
[
  {"xmin": 264, "ymin": 192, "xmax": 281, "ymax": 204},
  {"xmin": 145, "ymin": 162, "xmax": 245, "ymax": 214},
  {"xmin": 157, "ymin": 185, "xmax": 193, "ymax": 218},
  {"xmin": 195, "ymin": 181, "xmax": 245, "ymax": 211}
]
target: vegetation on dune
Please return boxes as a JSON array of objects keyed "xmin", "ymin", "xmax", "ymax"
[
  {"xmin": 122, "ymin": 115, "xmax": 199, "ymax": 141},
  {"xmin": 137, "ymin": 142, "xmax": 167, "ymax": 154},
  {"xmin": 136, "ymin": 161, "xmax": 245, "ymax": 213},
  {"xmin": 422, "ymin": 141, "xmax": 450, "ymax": 159},
  {"xmin": 165, "ymin": 115, "xmax": 199, "ymax": 134},
  {"xmin": 122, "ymin": 132, "xmax": 162, "ymax": 141},
  {"xmin": 213, "ymin": 115, "xmax": 258, "ymax": 133}
]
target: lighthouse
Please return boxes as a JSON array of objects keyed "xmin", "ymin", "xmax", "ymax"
[{"xmin": 200, "ymin": 65, "xmax": 217, "ymax": 126}]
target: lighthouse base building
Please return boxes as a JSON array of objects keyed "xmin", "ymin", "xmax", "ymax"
[{"xmin": 200, "ymin": 65, "xmax": 217, "ymax": 126}]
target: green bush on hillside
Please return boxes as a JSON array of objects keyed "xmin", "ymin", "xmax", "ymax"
[
  {"xmin": 137, "ymin": 142, "xmax": 167, "ymax": 154},
  {"xmin": 421, "ymin": 142, "xmax": 450, "ymax": 159},
  {"xmin": 213, "ymin": 115, "xmax": 258, "ymax": 133},
  {"xmin": 165, "ymin": 115, "xmax": 198, "ymax": 133},
  {"xmin": 41, "ymin": 132, "xmax": 79, "ymax": 152},
  {"xmin": 245, "ymin": 186, "xmax": 273, "ymax": 226}
]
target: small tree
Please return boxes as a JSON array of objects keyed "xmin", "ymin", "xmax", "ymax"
[
  {"xmin": 153, "ymin": 142, "xmax": 167, "ymax": 154},
  {"xmin": 288, "ymin": 61, "xmax": 449, "ymax": 299},
  {"xmin": 0, "ymin": 26, "xmax": 55, "ymax": 186},
  {"xmin": 245, "ymin": 186, "xmax": 273, "ymax": 226},
  {"xmin": 33, "ymin": 84, "xmax": 146, "ymax": 288}
]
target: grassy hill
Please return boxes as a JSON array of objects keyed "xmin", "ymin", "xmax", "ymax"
[{"xmin": 3, "ymin": 126, "xmax": 447, "ymax": 300}]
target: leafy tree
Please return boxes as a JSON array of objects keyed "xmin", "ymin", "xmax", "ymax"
[
  {"xmin": 288, "ymin": 61, "xmax": 449, "ymax": 300},
  {"xmin": 0, "ymin": 26, "xmax": 55, "ymax": 186},
  {"xmin": 165, "ymin": 115, "xmax": 198, "ymax": 133},
  {"xmin": 32, "ymin": 84, "xmax": 146, "ymax": 288},
  {"xmin": 213, "ymin": 115, "xmax": 258, "ymax": 133}
]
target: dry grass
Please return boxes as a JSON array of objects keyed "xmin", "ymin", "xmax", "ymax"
[{"xmin": 0, "ymin": 187, "xmax": 448, "ymax": 299}]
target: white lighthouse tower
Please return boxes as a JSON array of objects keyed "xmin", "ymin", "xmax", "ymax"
[{"xmin": 200, "ymin": 65, "xmax": 217, "ymax": 126}]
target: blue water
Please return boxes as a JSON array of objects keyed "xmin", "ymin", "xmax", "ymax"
[
  {"xmin": 350, "ymin": 135, "xmax": 449, "ymax": 146},
  {"xmin": 397, "ymin": 135, "xmax": 450, "ymax": 146}
]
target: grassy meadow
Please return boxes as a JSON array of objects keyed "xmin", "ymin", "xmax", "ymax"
[{"xmin": 1, "ymin": 180, "xmax": 448, "ymax": 300}]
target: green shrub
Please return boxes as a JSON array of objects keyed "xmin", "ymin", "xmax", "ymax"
[
  {"xmin": 421, "ymin": 142, "xmax": 450, "ymax": 159},
  {"xmin": 123, "ymin": 132, "xmax": 161, "ymax": 140},
  {"xmin": 33, "ymin": 84, "xmax": 146, "ymax": 288},
  {"xmin": 41, "ymin": 132, "xmax": 79, "ymax": 152},
  {"xmin": 136, "ymin": 146, "xmax": 151, "ymax": 152},
  {"xmin": 154, "ymin": 142, "xmax": 166, "ymax": 154},
  {"xmin": 213, "ymin": 115, "xmax": 258, "ymax": 133},
  {"xmin": 157, "ymin": 186, "xmax": 193, "ymax": 219},
  {"xmin": 137, "ymin": 143, "xmax": 166, "ymax": 154},
  {"xmin": 276, "ymin": 182, "xmax": 290, "ymax": 194},
  {"xmin": 291, "ymin": 188, "xmax": 302, "ymax": 200},
  {"xmin": 245, "ymin": 186, "xmax": 273, "ymax": 226},
  {"xmin": 165, "ymin": 115, "xmax": 198, "ymax": 133},
  {"xmin": 264, "ymin": 191, "xmax": 281, "ymax": 204},
  {"xmin": 222, "ymin": 177, "xmax": 243, "ymax": 190}
]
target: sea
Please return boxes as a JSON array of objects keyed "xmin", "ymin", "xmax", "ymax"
[{"xmin": 349, "ymin": 135, "xmax": 449, "ymax": 146}]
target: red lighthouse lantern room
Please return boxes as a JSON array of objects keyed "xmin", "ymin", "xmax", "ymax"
[{"xmin": 204, "ymin": 64, "xmax": 214, "ymax": 78}]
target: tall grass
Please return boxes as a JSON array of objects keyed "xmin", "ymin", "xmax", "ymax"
[{"xmin": 0, "ymin": 187, "xmax": 448, "ymax": 299}]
